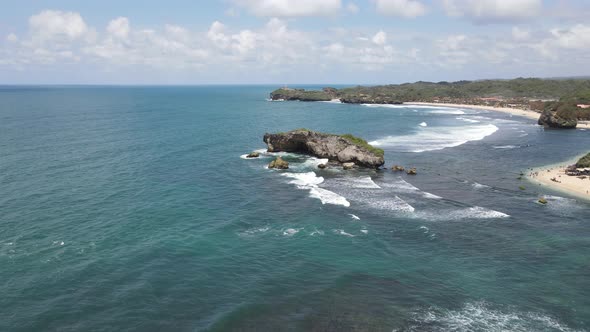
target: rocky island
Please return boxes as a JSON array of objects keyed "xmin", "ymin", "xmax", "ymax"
[{"xmin": 263, "ymin": 129, "xmax": 384, "ymax": 169}]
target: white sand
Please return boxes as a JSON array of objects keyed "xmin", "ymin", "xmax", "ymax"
[
  {"xmin": 409, "ymin": 102, "xmax": 590, "ymax": 129},
  {"xmin": 528, "ymin": 162, "xmax": 590, "ymax": 201}
]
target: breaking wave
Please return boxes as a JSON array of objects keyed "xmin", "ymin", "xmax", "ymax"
[
  {"xmin": 370, "ymin": 124, "xmax": 499, "ymax": 152},
  {"xmin": 415, "ymin": 206, "xmax": 510, "ymax": 221},
  {"xmin": 407, "ymin": 301, "xmax": 579, "ymax": 332},
  {"xmin": 281, "ymin": 172, "xmax": 350, "ymax": 207}
]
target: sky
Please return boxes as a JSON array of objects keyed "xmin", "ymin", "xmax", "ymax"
[{"xmin": 0, "ymin": 0, "xmax": 589, "ymax": 84}]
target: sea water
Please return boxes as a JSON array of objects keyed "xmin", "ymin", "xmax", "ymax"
[{"xmin": 1, "ymin": 86, "xmax": 589, "ymax": 331}]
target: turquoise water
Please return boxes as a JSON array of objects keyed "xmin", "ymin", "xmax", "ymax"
[{"xmin": 1, "ymin": 86, "xmax": 589, "ymax": 331}]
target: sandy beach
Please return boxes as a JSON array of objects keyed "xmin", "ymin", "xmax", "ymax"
[
  {"xmin": 410, "ymin": 103, "xmax": 590, "ymax": 199},
  {"xmin": 528, "ymin": 161, "xmax": 590, "ymax": 201},
  {"xmin": 409, "ymin": 102, "xmax": 590, "ymax": 129}
]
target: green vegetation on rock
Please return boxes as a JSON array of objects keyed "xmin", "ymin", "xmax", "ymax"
[
  {"xmin": 270, "ymin": 78, "xmax": 590, "ymax": 121},
  {"xmin": 271, "ymin": 78, "xmax": 590, "ymax": 104},
  {"xmin": 576, "ymin": 153, "xmax": 590, "ymax": 168},
  {"xmin": 339, "ymin": 134, "xmax": 384, "ymax": 157},
  {"xmin": 270, "ymin": 88, "xmax": 332, "ymax": 102}
]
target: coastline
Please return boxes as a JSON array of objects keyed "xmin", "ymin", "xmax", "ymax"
[
  {"xmin": 408, "ymin": 102, "xmax": 590, "ymax": 129},
  {"xmin": 527, "ymin": 155, "xmax": 590, "ymax": 201}
]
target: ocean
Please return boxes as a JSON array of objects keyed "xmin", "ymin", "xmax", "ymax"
[{"xmin": 1, "ymin": 86, "xmax": 589, "ymax": 331}]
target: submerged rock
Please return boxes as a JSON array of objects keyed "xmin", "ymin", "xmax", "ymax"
[
  {"xmin": 246, "ymin": 151, "xmax": 260, "ymax": 158},
  {"xmin": 263, "ymin": 129, "xmax": 385, "ymax": 168},
  {"xmin": 268, "ymin": 157, "xmax": 289, "ymax": 169},
  {"xmin": 538, "ymin": 197, "xmax": 548, "ymax": 205},
  {"xmin": 392, "ymin": 165, "xmax": 405, "ymax": 172}
]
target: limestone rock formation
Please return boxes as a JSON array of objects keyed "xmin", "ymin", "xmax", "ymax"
[
  {"xmin": 538, "ymin": 109, "xmax": 577, "ymax": 129},
  {"xmin": 263, "ymin": 129, "xmax": 384, "ymax": 168},
  {"xmin": 268, "ymin": 157, "xmax": 289, "ymax": 169},
  {"xmin": 246, "ymin": 151, "xmax": 260, "ymax": 158},
  {"xmin": 342, "ymin": 162, "xmax": 355, "ymax": 170}
]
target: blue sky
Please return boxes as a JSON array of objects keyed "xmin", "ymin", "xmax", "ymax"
[{"xmin": 1, "ymin": 0, "xmax": 589, "ymax": 84}]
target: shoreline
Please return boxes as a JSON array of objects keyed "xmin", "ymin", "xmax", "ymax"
[
  {"xmin": 527, "ymin": 155, "xmax": 590, "ymax": 201},
  {"xmin": 408, "ymin": 102, "xmax": 590, "ymax": 129}
]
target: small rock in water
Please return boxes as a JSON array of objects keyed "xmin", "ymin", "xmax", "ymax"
[
  {"xmin": 538, "ymin": 197, "xmax": 548, "ymax": 204},
  {"xmin": 343, "ymin": 162, "xmax": 356, "ymax": 170},
  {"xmin": 392, "ymin": 165, "xmax": 405, "ymax": 172},
  {"xmin": 407, "ymin": 168, "xmax": 417, "ymax": 175},
  {"xmin": 268, "ymin": 156, "xmax": 289, "ymax": 169},
  {"xmin": 318, "ymin": 163, "xmax": 327, "ymax": 169},
  {"xmin": 246, "ymin": 151, "xmax": 260, "ymax": 158}
]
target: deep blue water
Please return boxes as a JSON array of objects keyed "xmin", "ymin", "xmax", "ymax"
[{"xmin": 1, "ymin": 86, "xmax": 589, "ymax": 331}]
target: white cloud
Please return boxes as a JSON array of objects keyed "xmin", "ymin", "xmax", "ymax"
[
  {"xmin": 207, "ymin": 21, "xmax": 230, "ymax": 46},
  {"xmin": 107, "ymin": 17, "xmax": 130, "ymax": 39},
  {"xmin": 6, "ymin": 33, "xmax": 18, "ymax": 42},
  {"xmin": 346, "ymin": 2, "xmax": 360, "ymax": 14},
  {"xmin": 443, "ymin": 0, "xmax": 542, "ymax": 23},
  {"xmin": 549, "ymin": 24, "xmax": 590, "ymax": 50},
  {"xmin": 512, "ymin": 27, "xmax": 530, "ymax": 40},
  {"xmin": 232, "ymin": 0, "xmax": 342, "ymax": 17},
  {"xmin": 3, "ymin": 8, "xmax": 590, "ymax": 82},
  {"xmin": 231, "ymin": 30, "xmax": 257, "ymax": 55},
  {"xmin": 29, "ymin": 10, "xmax": 88, "ymax": 41},
  {"xmin": 372, "ymin": 30, "xmax": 387, "ymax": 45},
  {"xmin": 375, "ymin": 0, "xmax": 427, "ymax": 18}
]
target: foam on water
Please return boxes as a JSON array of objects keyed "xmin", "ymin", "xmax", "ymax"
[
  {"xmin": 360, "ymin": 229, "xmax": 368, "ymax": 234},
  {"xmin": 281, "ymin": 172, "xmax": 350, "ymax": 207},
  {"xmin": 408, "ymin": 301, "xmax": 579, "ymax": 332},
  {"xmin": 282, "ymin": 228, "xmax": 302, "ymax": 237},
  {"xmin": 366, "ymin": 195, "xmax": 416, "ymax": 212},
  {"xmin": 282, "ymin": 172, "xmax": 324, "ymax": 187},
  {"xmin": 240, "ymin": 148, "xmax": 285, "ymax": 159},
  {"xmin": 309, "ymin": 187, "xmax": 351, "ymax": 207},
  {"xmin": 416, "ymin": 206, "xmax": 510, "ymax": 221},
  {"xmin": 380, "ymin": 177, "xmax": 441, "ymax": 199},
  {"xmin": 429, "ymin": 109, "xmax": 466, "ymax": 115},
  {"xmin": 333, "ymin": 229, "xmax": 355, "ymax": 237},
  {"xmin": 370, "ymin": 124, "xmax": 499, "ymax": 152},
  {"xmin": 457, "ymin": 116, "xmax": 481, "ymax": 123},
  {"xmin": 309, "ymin": 229, "xmax": 325, "ymax": 236},
  {"xmin": 422, "ymin": 192, "xmax": 442, "ymax": 199},
  {"xmin": 331, "ymin": 176, "xmax": 381, "ymax": 189},
  {"xmin": 538, "ymin": 195, "xmax": 583, "ymax": 216},
  {"xmin": 472, "ymin": 182, "xmax": 491, "ymax": 189},
  {"xmin": 319, "ymin": 99, "xmax": 343, "ymax": 104},
  {"xmin": 419, "ymin": 122, "xmax": 428, "ymax": 127},
  {"xmin": 238, "ymin": 226, "xmax": 271, "ymax": 237},
  {"xmin": 297, "ymin": 157, "xmax": 329, "ymax": 170},
  {"xmin": 363, "ymin": 104, "xmax": 460, "ymax": 110},
  {"xmin": 349, "ymin": 214, "xmax": 361, "ymax": 220}
]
